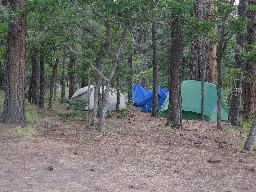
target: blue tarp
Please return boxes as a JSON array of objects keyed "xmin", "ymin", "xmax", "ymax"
[
  {"xmin": 132, "ymin": 84, "xmax": 168, "ymax": 112},
  {"xmin": 132, "ymin": 84, "xmax": 152, "ymax": 107}
]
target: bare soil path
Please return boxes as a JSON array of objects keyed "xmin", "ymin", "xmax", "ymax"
[{"xmin": 0, "ymin": 108, "xmax": 255, "ymax": 192}]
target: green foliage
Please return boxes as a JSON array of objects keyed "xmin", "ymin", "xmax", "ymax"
[
  {"xmin": 58, "ymin": 110, "xmax": 88, "ymax": 120},
  {"xmin": 65, "ymin": 98, "xmax": 88, "ymax": 111},
  {"xmin": 224, "ymin": 124, "xmax": 235, "ymax": 133},
  {"xmin": 133, "ymin": 68, "xmax": 153, "ymax": 83},
  {"xmin": 106, "ymin": 111, "xmax": 114, "ymax": 118},
  {"xmin": 58, "ymin": 98, "xmax": 88, "ymax": 120},
  {"xmin": 24, "ymin": 99, "xmax": 39, "ymax": 122},
  {"xmin": 118, "ymin": 108, "xmax": 130, "ymax": 118},
  {"xmin": 237, "ymin": 120, "xmax": 253, "ymax": 139},
  {"xmin": 223, "ymin": 68, "xmax": 243, "ymax": 88},
  {"xmin": 242, "ymin": 120, "xmax": 253, "ymax": 133}
]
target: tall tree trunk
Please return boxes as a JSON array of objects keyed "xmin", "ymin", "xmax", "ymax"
[
  {"xmin": 127, "ymin": 54, "xmax": 133, "ymax": 106},
  {"xmin": 216, "ymin": 25, "xmax": 226, "ymax": 130},
  {"xmin": 87, "ymin": 73, "xmax": 91, "ymax": 121},
  {"xmin": 191, "ymin": 0, "xmax": 204, "ymax": 81},
  {"xmin": 216, "ymin": 50, "xmax": 223, "ymax": 129},
  {"xmin": 201, "ymin": 44, "xmax": 206, "ymax": 120},
  {"xmin": 244, "ymin": 0, "xmax": 256, "ymax": 121},
  {"xmin": 215, "ymin": 1, "xmax": 233, "ymax": 130},
  {"xmin": 60, "ymin": 45, "xmax": 66, "ymax": 103},
  {"xmin": 206, "ymin": 0, "xmax": 217, "ymax": 83},
  {"xmin": 30, "ymin": 50, "xmax": 40, "ymax": 105},
  {"xmin": 28, "ymin": 75, "xmax": 32, "ymax": 103},
  {"xmin": 151, "ymin": 22, "xmax": 158, "ymax": 117},
  {"xmin": 138, "ymin": 26, "xmax": 147, "ymax": 88},
  {"xmin": 68, "ymin": 52, "xmax": 77, "ymax": 98},
  {"xmin": 167, "ymin": 7, "xmax": 183, "ymax": 129},
  {"xmin": 116, "ymin": 88, "xmax": 120, "ymax": 111},
  {"xmin": 39, "ymin": 52, "xmax": 45, "ymax": 108},
  {"xmin": 89, "ymin": 27, "xmax": 126, "ymax": 132},
  {"xmin": 53, "ymin": 66, "xmax": 58, "ymax": 101},
  {"xmin": 0, "ymin": 61, "xmax": 4, "ymax": 90},
  {"xmin": 230, "ymin": 0, "xmax": 246, "ymax": 126},
  {"xmin": 191, "ymin": 40, "xmax": 203, "ymax": 80},
  {"xmin": 69, "ymin": 0, "xmax": 78, "ymax": 99},
  {"xmin": 92, "ymin": 79, "xmax": 100, "ymax": 125},
  {"xmin": 98, "ymin": 83, "xmax": 110, "ymax": 133},
  {"xmin": 2, "ymin": 0, "xmax": 26, "ymax": 123},
  {"xmin": 48, "ymin": 57, "xmax": 58, "ymax": 109},
  {"xmin": 115, "ymin": 67, "xmax": 120, "ymax": 112}
]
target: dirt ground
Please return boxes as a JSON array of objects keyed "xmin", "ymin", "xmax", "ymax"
[{"xmin": 0, "ymin": 107, "xmax": 256, "ymax": 192}]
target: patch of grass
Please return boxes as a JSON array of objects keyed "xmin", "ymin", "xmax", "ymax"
[
  {"xmin": 103, "ymin": 124, "xmax": 117, "ymax": 135},
  {"xmin": 242, "ymin": 120, "xmax": 252, "ymax": 133},
  {"xmin": 15, "ymin": 126, "xmax": 36, "ymax": 137},
  {"xmin": 117, "ymin": 108, "xmax": 130, "ymax": 118},
  {"xmin": 63, "ymin": 124, "xmax": 70, "ymax": 129},
  {"xmin": 25, "ymin": 110, "xmax": 38, "ymax": 122},
  {"xmin": 224, "ymin": 124, "xmax": 235, "ymax": 133},
  {"xmin": 16, "ymin": 126, "xmax": 35, "ymax": 137},
  {"xmin": 164, "ymin": 123, "xmax": 173, "ymax": 131},
  {"xmin": 234, "ymin": 120, "xmax": 253, "ymax": 139},
  {"xmin": 106, "ymin": 111, "xmax": 114, "ymax": 118}
]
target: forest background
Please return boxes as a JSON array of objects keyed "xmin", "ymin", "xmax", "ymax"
[{"xmin": 0, "ymin": 0, "xmax": 255, "ymax": 139}]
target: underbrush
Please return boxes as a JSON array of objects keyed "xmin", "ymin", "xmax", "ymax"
[
  {"xmin": 107, "ymin": 108, "xmax": 130, "ymax": 119},
  {"xmin": 58, "ymin": 98, "xmax": 88, "ymax": 120}
]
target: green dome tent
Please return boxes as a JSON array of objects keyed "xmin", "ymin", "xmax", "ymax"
[{"xmin": 159, "ymin": 80, "xmax": 229, "ymax": 122}]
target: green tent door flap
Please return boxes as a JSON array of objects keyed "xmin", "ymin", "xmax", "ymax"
[{"xmin": 158, "ymin": 80, "xmax": 229, "ymax": 122}]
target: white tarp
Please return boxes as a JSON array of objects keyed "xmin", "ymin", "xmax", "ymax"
[{"xmin": 71, "ymin": 85, "xmax": 126, "ymax": 111}]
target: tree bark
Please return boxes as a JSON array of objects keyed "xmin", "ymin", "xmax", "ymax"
[
  {"xmin": 115, "ymin": 67, "xmax": 120, "ymax": 111},
  {"xmin": 244, "ymin": 0, "xmax": 256, "ymax": 121},
  {"xmin": 216, "ymin": 52, "xmax": 223, "ymax": 130},
  {"xmin": 60, "ymin": 45, "xmax": 67, "ymax": 103},
  {"xmin": 116, "ymin": 88, "xmax": 120, "ymax": 111},
  {"xmin": 68, "ymin": 51, "xmax": 77, "ymax": 98},
  {"xmin": 92, "ymin": 80, "xmax": 100, "ymax": 125},
  {"xmin": 191, "ymin": 0, "xmax": 204, "ymax": 81},
  {"xmin": 53, "ymin": 66, "xmax": 58, "ymax": 101},
  {"xmin": 68, "ymin": 0, "xmax": 78, "ymax": 99},
  {"xmin": 151, "ymin": 22, "xmax": 158, "ymax": 117},
  {"xmin": 127, "ymin": 54, "xmax": 133, "ymax": 106},
  {"xmin": 230, "ymin": 0, "xmax": 247, "ymax": 126},
  {"xmin": 206, "ymin": 0, "xmax": 217, "ymax": 83},
  {"xmin": 39, "ymin": 51, "xmax": 45, "ymax": 108},
  {"xmin": 244, "ymin": 119, "xmax": 256, "ymax": 150},
  {"xmin": 48, "ymin": 57, "xmax": 58, "ymax": 109},
  {"xmin": 98, "ymin": 83, "xmax": 110, "ymax": 133},
  {"xmin": 29, "ymin": 50, "xmax": 40, "ymax": 105},
  {"xmin": 191, "ymin": 40, "xmax": 203, "ymax": 81},
  {"xmin": 201, "ymin": 43, "xmax": 206, "ymax": 120},
  {"xmin": 2, "ymin": 0, "xmax": 27, "ymax": 123},
  {"xmin": 0, "ymin": 61, "xmax": 4, "ymax": 90},
  {"xmin": 138, "ymin": 26, "xmax": 148, "ymax": 88},
  {"xmin": 167, "ymin": 7, "xmax": 183, "ymax": 129}
]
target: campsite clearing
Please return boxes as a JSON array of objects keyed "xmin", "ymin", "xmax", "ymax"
[{"xmin": 0, "ymin": 106, "xmax": 255, "ymax": 192}]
